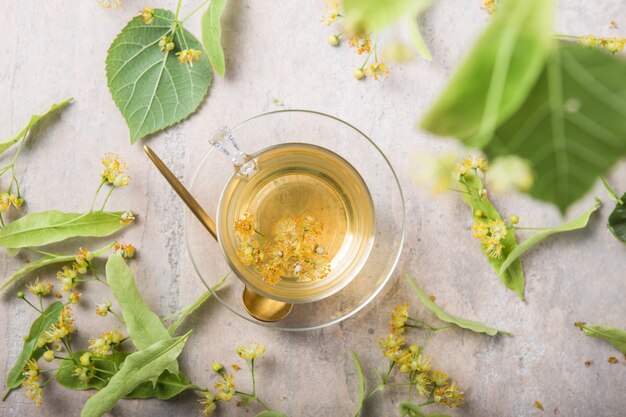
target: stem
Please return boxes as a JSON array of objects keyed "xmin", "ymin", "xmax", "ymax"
[
  {"xmin": 109, "ymin": 309, "xmax": 124, "ymax": 323},
  {"xmin": 419, "ymin": 400, "xmax": 435, "ymax": 407},
  {"xmin": 99, "ymin": 186, "xmax": 115, "ymax": 211},
  {"xmin": 90, "ymin": 180, "xmax": 106, "ymax": 212},
  {"xmin": 180, "ymin": 0, "xmax": 211, "ymax": 23},
  {"xmin": 601, "ymin": 176, "xmax": 623, "ymax": 205},
  {"xmin": 28, "ymin": 247, "xmax": 59, "ymax": 257},
  {"xmin": 553, "ymin": 33, "xmax": 580, "ymax": 39},
  {"xmin": 250, "ymin": 359, "xmax": 257, "ymax": 397},
  {"xmin": 174, "ymin": 0, "xmax": 183, "ymax": 21},
  {"xmin": 21, "ymin": 297, "xmax": 42, "ymax": 313}
]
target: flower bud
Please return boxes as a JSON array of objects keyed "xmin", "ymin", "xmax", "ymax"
[
  {"xmin": 17, "ymin": 291, "xmax": 25, "ymax": 298},
  {"xmin": 68, "ymin": 292, "xmax": 81, "ymax": 304},
  {"xmin": 80, "ymin": 352, "xmax": 92, "ymax": 366},
  {"xmin": 474, "ymin": 209, "xmax": 484, "ymax": 218},
  {"xmin": 166, "ymin": 42, "xmax": 175, "ymax": 52},
  {"xmin": 509, "ymin": 215, "xmax": 519, "ymax": 225},
  {"xmin": 212, "ymin": 362, "xmax": 224, "ymax": 373},
  {"xmin": 327, "ymin": 34, "xmax": 339, "ymax": 46},
  {"xmin": 43, "ymin": 350, "xmax": 55, "ymax": 362},
  {"xmin": 353, "ymin": 69, "xmax": 364, "ymax": 80},
  {"xmin": 409, "ymin": 344, "xmax": 419, "ymax": 353}
]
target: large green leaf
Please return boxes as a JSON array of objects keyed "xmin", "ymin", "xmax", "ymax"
[
  {"xmin": 608, "ymin": 192, "xmax": 626, "ymax": 243},
  {"xmin": 106, "ymin": 9, "xmax": 212, "ymax": 143},
  {"xmin": 0, "ymin": 242, "xmax": 114, "ymax": 292},
  {"xmin": 342, "ymin": 0, "xmax": 430, "ymax": 31},
  {"xmin": 80, "ymin": 332, "xmax": 191, "ymax": 417},
  {"xmin": 106, "ymin": 254, "xmax": 178, "ymax": 374},
  {"xmin": 201, "ymin": 0, "xmax": 227, "ymax": 76},
  {"xmin": 0, "ymin": 211, "xmax": 129, "ymax": 249},
  {"xmin": 57, "ymin": 351, "xmax": 195, "ymax": 399},
  {"xmin": 0, "ymin": 98, "xmax": 72, "ymax": 155},
  {"xmin": 575, "ymin": 322, "xmax": 626, "ymax": 354},
  {"xmin": 486, "ymin": 43, "xmax": 626, "ymax": 212},
  {"xmin": 421, "ymin": 0, "xmax": 553, "ymax": 148},
  {"xmin": 351, "ymin": 351, "xmax": 365, "ymax": 417},
  {"xmin": 3, "ymin": 301, "xmax": 63, "ymax": 399},
  {"xmin": 407, "ymin": 276, "xmax": 510, "ymax": 336},
  {"xmin": 461, "ymin": 173, "xmax": 525, "ymax": 299},
  {"xmin": 500, "ymin": 199, "xmax": 600, "ymax": 274}
]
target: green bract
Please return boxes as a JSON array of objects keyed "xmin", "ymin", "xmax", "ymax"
[
  {"xmin": 607, "ymin": 192, "xmax": 626, "ymax": 243},
  {"xmin": 0, "ymin": 98, "xmax": 72, "ymax": 155},
  {"xmin": 343, "ymin": 0, "xmax": 431, "ymax": 32},
  {"xmin": 486, "ymin": 44, "xmax": 626, "ymax": 212},
  {"xmin": 255, "ymin": 412, "xmax": 289, "ymax": 417},
  {"xmin": 80, "ymin": 332, "xmax": 192, "ymax": 417},
  {"xmin": 576, "ymin": 322, "xmax": 626, "ymax": 354},
  {"xmin": 407, "ymin": 276, "xmax": 510, "ymax": 336},
  {"xmin": 421, "ymin": 0, "xmax": 553, "ymax": 148},
  {"xmin": 201, "ymin": 0, "xmax": 227, "ymax": 76},
  {"xmin": 351, "ymin": 351, "xmax": 366, "ymax": 417},
  {"xmin": 106, "ymin": 9, "xmax": 212, "ymax": 143},
  {"xmin": 0, "ymin": 211, "xmax": 130, "ymax": 249},
  {"xmin": 3, "ymin": 301, "xmax": 63, "ymax": 399},
  {"xmin": 106, "ymin": 254, "xmax": 178, "ymax": 374},
  {"xmin": 499, "ymin": 199, "xmax": 600, "ymax": 274},
  {"xmin": 0, "ymin": 242, "xmax": 114, "ymax": 291}
]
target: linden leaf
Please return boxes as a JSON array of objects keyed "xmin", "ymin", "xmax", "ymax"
[
  {"xmin": 106, "ymin": 254, "xmax": 178, "ymax": 375},
  {"xmin": 421, "ymin": 0, "xmax": 554, "ymax": 148},
  {"xmin": 485, "ymin": 43, "xmax": 626, "ymax": 212},
  {"xmin": 0, "ymin": 98, "xmax": 72, "ymax": 155},
  {"xmin": 576, "ymin": 322, "xmax": 626, "ymax": 354},
  {"xmin": 351, "ymin": 351, "xmax": 366, "ymax": 417},
  {"xmin": 80, "ymin": 332, "xmax": 191, "ymax": 417},
  {"xmin": 0, "ymin": 242, "xmax": 114, "ymax": 292},
  {"xmin": 608, "ymin": 192, "xmax": 626, "ymax": 243},
  {"xmin": 407, "ymin": 276, "xmax": 510, "ymax": 336},
  {"xmin": 3, "ymin": 301, "xmax": 63, "ymax": 399},
  {"xmin": 399, "ymin": 402, "xmax": 452, "ymax": 417},
  {"xmin": 201, "ymin": 0, "xmax": 227, "ymax": 76},
  {"xmin": 106, "ymin": 9, "xmax": 212, "ymax": 143},
  {"xmin": 0, "ymin": 211, "xmax": 130, "ymax": 249},
  {"xmin": 343, "ymin": 0, "xmax": 432, "ymax": 32}
]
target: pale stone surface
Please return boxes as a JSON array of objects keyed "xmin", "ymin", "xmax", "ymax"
[{"xmin": 1, "ymin": 1, "xmax": 625, "ymax": 416}]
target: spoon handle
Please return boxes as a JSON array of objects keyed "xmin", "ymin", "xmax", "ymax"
[{"xmin": 143, "ymin": 145, "xmax": 217, "ymax": 240}]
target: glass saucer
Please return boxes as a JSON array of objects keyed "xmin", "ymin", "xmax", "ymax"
[{"xmin": 185, "ymin": 110, "xmax": 405, "ymax": 330}]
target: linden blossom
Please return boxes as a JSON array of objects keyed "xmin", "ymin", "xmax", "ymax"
[{"xmin": 233, "ymin": 211, "xmax": 331, "ymax": 285}]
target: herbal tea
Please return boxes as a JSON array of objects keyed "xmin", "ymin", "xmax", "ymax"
[{"xmin": 217, "ymin": 143, "xmax": 375, "ymax": 302}]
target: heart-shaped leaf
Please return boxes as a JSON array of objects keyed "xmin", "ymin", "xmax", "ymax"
[
  {"xmin": 485, "ymin": 43, "xmax": 626, "ymax": 212},
  {"xmin": 106, "ymin": 9, "xmax": 212, "ymax": 143}
]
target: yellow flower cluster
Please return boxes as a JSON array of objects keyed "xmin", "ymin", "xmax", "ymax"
[
  {"xmin": 72, "ymin": 353, "xmax": 96, "ymax": 384},
  {"xmin": 579, "ymin": 34, "xmax": 626, "ymax": 53},
  {"xmin": 96, "ymin": 0, "xmax": 122, "ymax": 9},
  {"xmin": 88, "ymin": 330, "xmax": 123, "ymax": 356},
  {"xmin": 236, "ymin": 342, "xmax": 266, "ymax": 361},
  {"xmin": 101, "ymin": 153, "xmax": 130, "ymax": 187},
  {"xmin": 177, "ymin": 49, "xmax": 203, "ymax": 67},
  {"xmin": 455, "ymin": 155, "xmax": 488, "ymax": 178},
  {"xmin": 159, "ymin": 36, "xmax": 176, "ymax": 52},
  {"xmin": 95, "ymin": 300, "xmax": 112, "ymax": 317},
  {"xmin": 214, "ymin": 372, "xmax": 235, "ymax": 402},
  {"xmin": 199, "ymin": 390, "xmax": 217, "ymax": 416},
  {"xmin": 234, "ymin": 211, "xmax": 331, "ymax": 285},
  {"xmin": 482, "ymin": 0, "xmax": 497, "ymax": 15},
  {"xmin": 26, "ymin": 278, "xmax": 53, "ymax": 297},
  {"xmin": 321, "ymin": 0, "xmax": 340, "ymax": 26},
  {"xmin": 41, "ymin": 306, "xmax": 75, "ymax": 345},
  {"xmin": 348, "ymin": 34, "xmax": 372, "ymax": 55},
  {"xmin": 21, "ymin": 359, "xmax": 43, "ymax": 407},
  {"xmin": 0, "ymin": 192, "xmax": 23, "ymax": 213},
  {"xmin": 114, "ymin": 242, "xmax": 136, "ymax": 258},
  {"xmin": 472, "ymin": 219, "xmax": 508, "ymax": 259},
  {"xmin": 378, "ymin": 304, "xmax": 464, "ymax": 408}
]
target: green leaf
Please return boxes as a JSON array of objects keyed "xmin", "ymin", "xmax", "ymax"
[
  {"xmin": 255, "ymin": 412, "xmax": 289, "ymax": 417},
  {"xmin": 485, "ymin": 43, "xmax": 626, "ymax": 212},
  {"xmin": 575, "ymin": 322, "xmax": 626, "ymax": 354},
  {"xmin": 3, "ymin": 301, "xmax": 63, "ymax": 398},
  {"xmin": 80, "ymin": 332, "xmax": 191, "ymax": 417},
  {"xmin": 421, "ymin": 0, "xmax": 553, "ymax": 148},
  {"xmin": 351, "ymin": 351, "xmax": 366, "ymax": 417},
  {"xmin": 407, "ymin": 275, "xmax": 510, "ymax": 336},
  {"xmin": 57, "ymin": 351, "xmax": 194, "ymax": 400},
  {"xmin": 399, "ymin": 402, "xmax": 451, "ymax": 417},
  {"xmin": 165, "ymin": 273, "xmax": 228, "ymax": 335},
  {"xmin": 1, "ymin": 242, "xmax": 114, "ymax": 292},
  {"xmin": 0, "ymin": 98, "xmax": 72, "ymax": 155},
  {"xmin": 343, "ymin": 0, "xmax": 430, "ymax": 31},
  {"xmin": 461, "ymin": 173, "xmax": 526, "ymax": 299},
  {"xmin": 106, "ymin": 9, "xmax": 212, "ymax": 143},
  {"xmin": 608, "ymin": 192, "xmax": 626, "ymax": 243},
  {"xmin": 0, "ymin": 211, "xmax": 130, "ymax": 249},
  {"xmin": 201, "ymin": 0, "xmax": 227, "ymax": 76},
  {"xmin": 500, "ymin": 199, "xmax": 600, "ymax": 274},
  {"xmin": 408, "ymin": 16, "xmax": 432, "ymax": 61},
  {"xmin": 106, "ymin": 254, "xmax": 178, "ymax": 374}
]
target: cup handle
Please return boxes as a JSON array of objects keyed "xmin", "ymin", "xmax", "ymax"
[{"xmin": 209, "ymin": 126, "xmax": 258, "ymax": 178}]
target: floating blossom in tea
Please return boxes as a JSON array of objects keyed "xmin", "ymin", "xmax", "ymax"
[{"xmin": 234, "ymin": 211, "xmax": 331, "ymax": 284}]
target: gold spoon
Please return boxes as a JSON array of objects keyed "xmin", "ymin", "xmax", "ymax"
[{"xmin": 143, "ymin": 145, "xmax": 293, "ymax": 322}]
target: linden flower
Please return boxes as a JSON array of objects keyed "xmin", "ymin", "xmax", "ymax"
[
  {"xmin": 482, "ymin": 0, "xmax": 497, "ymax": 15},
  {"xmin": 472, "ymin": 219, "xmax": 508, "ymax": 259},
  {"xmin": 119, "ymin": 210, "xmax": 136, "ymax": 224},
  {"xmin": 390, "ymin": 303, "xmax": 409, "ymax": 334},
  {"xmin": 101, "ymin": 153, "xmax": 128, "ymax": 185},
  {"xmin": 22, "ymin": 377, "xmax": 44, "ymax": 407},
  {"xmin": 97, "ymin": 0, "xmax": 122, "ymax": 9},
  {"xmin": 75, "ymin": 248, "xmax": 94, "ymax": 269},
  {"xmin": 177, "ymin": 49, "xmax": 203, "ymax": 67},
  {"xmin": 199, "ymin": 390, "xmax": 217, "ymax": 416},
  {"xmin": 234, "ymin": 212, "xmax": 255, "ymax": 238},
  {"xmin": 27, "ymin": 278, "xmax": 53, "ymax": 297},
  {"xmin": 56, "ymin": 265, "xmax": 78, "ymax": 292},
  {"xmin": 430, "ymin": 370, "xmax": 449, "ymax": 387},
  {"xmin": 59, "ymin": 305, "xmax": 76, "ymax": 334},
  {"xmin": 366, "ymin": 62, "xmax": 390, "ymax": 80},
  {"xmin": 348, "ymin": 34, "xmax": 372, "ymax": 55},
  {"xmin": 214, "ymin": 373, "xmax": 235, "ymax": 402},
  {"xmin": 72, "ymin": 365, "xmax": 94, "ymax": 384},
  {"xmin": 434, "ymin": 382, "xmax": 465, "ymax": 408},
  {"xmin": 379, "ymin": 333, "xmax": 407, "ymax": 361},
  {"xmin": 114, "ymin": 242, "xmax": 136, "ymax": 258},
  {"xmin": 139, "ymin": 7, "xmax": 154, "ymax": 24},
  {"xmin": 414, "ymin": 372, "xmax": 433, "ymax": 397},
  {"xmin": 22, "ymin": 359, "xmax": 40, "ymax": 380},
  {"xmin": 321, "ymin": 0, "xmax": 340, "ymax": 25},
  {"xmin": 486, "ymin": 155, "xmax": 533, "ymax": 193},
  {"xmin": 0, "ymin": 192, "xmax": 23, "ymax": 213},
  {"xmin": 236, "ymin": 342, "xmax": 266, "ymax": 360},
  {"xmin": 89, "ymin": 330, "xmax": 123, "ymax": 356},
  {"xmin": 95, "ymin": 300, "xmax": 113, "ymax": 317}
]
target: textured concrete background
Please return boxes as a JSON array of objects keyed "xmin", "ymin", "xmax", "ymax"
[{"xmin": 1, "ymin": 1, "xmax": 625, "ymax": 416}]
